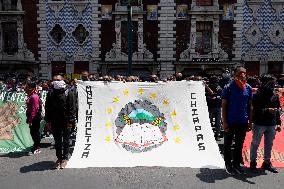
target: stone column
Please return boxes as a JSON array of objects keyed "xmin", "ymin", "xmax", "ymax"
[
  {"xmin": 259, "ymin": 59, "xmax": 268, "ymax": 75},
  {"xmin": 37, "ymin": 0, "xmax": 50, "ymax": 79},
  {"xmin": 190, "ymin": 17, "xmax": 197, "ymax": 58},
  {"xmin": 17, "ymin": 0, "xmax": 23, "ymax": 10},
  {"xmin": 158, "ymin": 0, "xmax": 176, "ymax": 79},
  {"xmin": 90, "ymin": 0, "xmax": 101, "ymax": 74},
  {"xmin": 115, "ymin": 16, "xmax": 122, "ymax": 53},
  {"xmin": 232, "ymin": 0, "xmax": 244, "ymax": 62},
  {"xmin": 137, "ymin": 16, "xmax": 144, "ymax": 54},
  {"xmin": 66, "ymin": 59, "xmax": 74, "ymax": 74},
  {"xmin": 212, "ymin": 15, "xmax": 219, "ymax": 57}
]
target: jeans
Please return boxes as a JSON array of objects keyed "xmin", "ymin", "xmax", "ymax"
[
  {"xmin": 224, "ymin": 123, "xmax": 247, "ymax": 166},
  {"xmin": 209, "ymin": 107, "xmax": 221, "ymax": 136},
  {"xmin": 52, "ymin": 120, "xmax": 71, "ymax": 160},
  {"xmin": 30, "ymin": 115, "xmax": 41, "ymax": 151},
  {"xmin": 250, "ymin": 124, "xmax": 276, "ymax": 162}
]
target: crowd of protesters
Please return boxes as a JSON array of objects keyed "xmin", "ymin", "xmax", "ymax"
[{"xmin": 0, "ymin": 68, "xmax": 283, "ymax": 174}]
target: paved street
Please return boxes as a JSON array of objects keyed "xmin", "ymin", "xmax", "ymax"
[{"xmin": 1, "ymin": 138, "xmax": 284, "ymax": 189}]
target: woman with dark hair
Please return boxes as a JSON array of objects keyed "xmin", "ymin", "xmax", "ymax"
[
  {"xmin": 250, "ymin": 74, "xmax": 282, "ymax": 173},
  {"xmin": 25, "ymin": 81, "xmax": 42, "ymax": 155}
]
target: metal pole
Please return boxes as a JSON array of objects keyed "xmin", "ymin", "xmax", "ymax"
[{"xmin": 127, "ymin": 3, "xmax": 132, "ymax": 76}]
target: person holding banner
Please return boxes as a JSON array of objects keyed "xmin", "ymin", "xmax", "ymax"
[
  {"xmin": 222, "ymin": 67, "xmax": 253, "ymax": 175},
  {"xmin": 25, "ymin": 81, "xmax": 42, "ymax": 155},
  {"xmin": 250, "ymin": 74, "xmax": 281, "ymax": 173},
  {"xmin": 45, "ymin": 75, "xmax": 77, "ymax": 169}
]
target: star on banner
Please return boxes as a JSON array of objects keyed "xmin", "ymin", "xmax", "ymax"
[
  {"xmin": 123, "ymin": 89, "xmax": 129, "ymax": 96},
  {"xmin": 163, "ymin": 99, "xmax": 169, "ymax": 106},
  {"xmin": 107, "ymin": 108, "xmax": 113, "ymax": 114},
  {"xmin": 174, "ymin": 137, "xmax": 182, "ymax": 144},
  {"xmin": 105, "ymin": 121, "xmax": 112, "ymax": 129},
  {"xmin": 105, "ymin": 135, "xmax": 111, "ymax": 143},
  {"xmin": 173, "ymin": 124, "xmax": 180, "ymax": 131},
  {"xmin": 171, "ymin": 110, "xmax": 177, "ymax": 117},
  {"xmin": 138, "ymin": 88, "xmax": 144, "ymax": 95},
  {"xmin": 113, "ymin": 97, "xmax": 119, "ymax": 103},
  {"xmin": 149, "ymin": 92, "xmax": 157, "ymax": 99}
]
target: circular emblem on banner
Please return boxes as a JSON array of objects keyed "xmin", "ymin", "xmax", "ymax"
[{"xmin": 115, "ymin": 100, "xmax": 168, "ymax": 153}]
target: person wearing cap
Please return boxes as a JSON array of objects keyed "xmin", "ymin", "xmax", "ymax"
[
  {"xmin": 250, "ymin": 74, "xmax": 281, "ymax": 173},
  {"xmin": 221, "ymin": 66, "xmax": 253, "ymax": 175},
  {"xmin": 25, "ymin": 81, "xmax": 42, "ymax": 155}
]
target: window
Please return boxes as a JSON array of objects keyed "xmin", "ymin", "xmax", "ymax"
[
  {"xmin": 72, "ymin": 24, "xmax": 89, "ymax": 44},
  {"xmin": 195, "ymin": 22, "xmax": 212, "ymax": 54},
  {"xmin": 2, "ymin": 22, "xmax": 18, "ymax": 55},
  {"xmin": 50, "ymin": 24, "xmax": 66, "ymax": 44},
  {"xmin": 1, "ymin": 0, "xmax": 17, "ymax": 11},
  {"xmin": 196, "ymin": 0, "xmax": 212, "ymax": 6},
  {"xmin": 121, "ymin": 21, "xmax": 138, "ymax": 54}
]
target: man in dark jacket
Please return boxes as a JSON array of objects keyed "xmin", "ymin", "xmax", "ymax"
[
  {"xmin": 45, "ymin": 75, "xmax": 76, "ymax": 169},
  {"xmin": 250, "ymin": 74, "xmax": 281, "ymax": 173},
  {"xmin": 206, "ymin": 76, "xmax": 222, "ymax": 139}
]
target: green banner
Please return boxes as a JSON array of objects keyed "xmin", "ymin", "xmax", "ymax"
[{"xmin": 0, "ymin": 90, "xmax": 47, "ymax": 153}]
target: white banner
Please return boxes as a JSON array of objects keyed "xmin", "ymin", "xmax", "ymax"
[{"xmin": 67, "ymin": 81, "xmax": 225, "ymax": 168}]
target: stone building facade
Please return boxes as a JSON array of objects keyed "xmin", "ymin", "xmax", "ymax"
[
  {"xmin": 0, "ymin": 0, "xmax": 38, "ymax": 76},
  {"xmin": 1, "ymin": 0, "xmax": 283, "ymax": 79},
  {"xmin": 235, "ymin": 0, "xmax": 284, "ymax": 76}
]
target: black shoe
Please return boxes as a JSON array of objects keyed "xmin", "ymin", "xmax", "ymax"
[
  {"xmin": 262, "ymin": 161, "xmax": 278, "ymax": 173},
  {"xmin": 233, "ymin": 165, "xmax": 245, "ymax": 174},
  {"xmin": 250, "ymin": 161, "xmax": 258, "ymax": 173},
  {"xmin": 225, "ymin": 165, "xmax": 236, "ymax": 175}
]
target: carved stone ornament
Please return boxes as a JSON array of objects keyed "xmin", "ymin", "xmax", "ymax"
[
  {"xmin": 105, "ymin": 43, "xmax": 128, "ymax": 61},
  {"xmin": 267, "ymin": 48, "xmax": 284, "ymax": 61},
  {"xmin": 180, "ymin": 44, "xmax": 191, "ymax": 60},
  {"xmin": 132, "ymin": 44, "xmax": 153, "ymax": 61},
  {"xmin": 49, "ymin": 51, "xmax": 66, "ymax": 61},
  {"xmin": 71, "ymin": 1, "xmax": 88, "ymax": 18},
  {"xmin": 48, "ymin": 1, "xmax": 65, "ymax": 18},
  {"xmin": 218, "ymin": 44, "xmax": 228, "ymax": 61},
  {"xmin": 23, "ymin": 43, "xmax": 35, "ymax": 61},
  {"xmin": 245, "ymin": 23, "xmax": 263, "ymax": 46},
  {"xmin": 271, "ymin": 0, "xmax": 284, "ymax": 17},
  {"xmin": 267, "ymin": 22, "xmax": 284, "ymax": 45},
  {"xmin": 247, "ymin": 1, "xmax": 264, "ymax": 20},
  {"xmin": 243, "ymin": 48, "xmax": 259, "ymax": 61},
  {"xmin": 74, "ymin": 47, "xmax": 90, "ymax": 61}
]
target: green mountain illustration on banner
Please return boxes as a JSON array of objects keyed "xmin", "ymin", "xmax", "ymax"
[{"xmin": 128, "ymin": 109, "xmax": 155, "ymax": 121}]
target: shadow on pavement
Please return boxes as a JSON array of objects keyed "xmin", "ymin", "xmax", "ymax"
[
  {"xmin": 0, "ymin": 151, "xmax": 28, "ymax": 158},
  {"xmin": 20, "ymin": 161, "xmax": 54, "ymax": 173},
  {"xmin": 196, "ymin": 168, "xmax": 267, "ymax": 184}
]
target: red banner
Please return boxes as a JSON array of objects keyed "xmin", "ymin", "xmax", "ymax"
[{"xmin": 242, "ymin": 88, "xmax": 284, "ymax": 167}]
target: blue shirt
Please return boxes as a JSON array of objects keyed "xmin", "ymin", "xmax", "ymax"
[{"xmin": 221, "ymin": 81, "xmax": 252, "ymax": 124}]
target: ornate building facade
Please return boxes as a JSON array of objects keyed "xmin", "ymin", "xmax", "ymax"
[
  {"xmin": 0, "ymin": 0, "xmax": 38, "ymax": 75},
  {"xmin": 235, "ymin": 0, "xmax": 284, "ymax": 76},
  {"xmin": 1, "ymin": 0, "xmax": 283, "ymax": 79}
]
